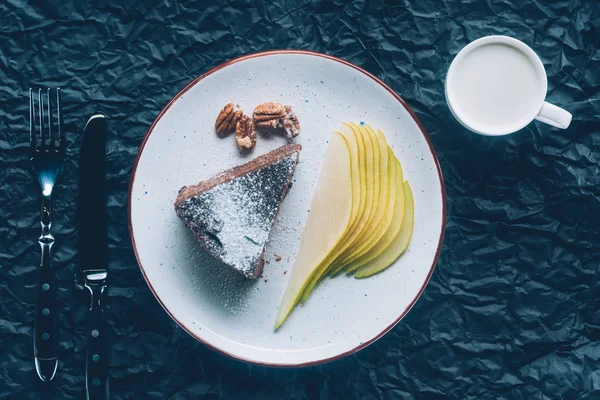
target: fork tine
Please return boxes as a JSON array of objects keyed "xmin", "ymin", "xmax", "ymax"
[
  {"xmin": 38, "ymin": 88, "xmax": 44, "ymax": 145},
  {"xmin": 47, "ymin": 88, "xmax": 53, "ymax": 147},
  {"xmin": 57, "ymin": 88, "xmax": 63, "ymax": 149},
  {"xmin": 29, "ymin": 88, "xmax": 36, "ymax": 151}
]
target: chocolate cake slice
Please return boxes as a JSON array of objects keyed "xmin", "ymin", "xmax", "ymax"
[{"xmin": 174, "ymin": 144, "xmax": 302, "ymax": 278}]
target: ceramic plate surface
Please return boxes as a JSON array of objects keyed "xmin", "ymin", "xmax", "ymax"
[{"xmin": 129, "ymin": 50, "xmax": 445, "ymax": 366}]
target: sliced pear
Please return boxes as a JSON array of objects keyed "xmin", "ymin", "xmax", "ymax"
[
  {"xmin": 298, "ymin": 122, "xmax": 374, "ymax": 303},
  {"xmin": 354, "ymin": 181, "xmax": 414, "ymax": 279},
  {"xmin": 274, "ymin": 132, "xmax": 354, "ymax": 329},
  {"xmin": 330, "ymin": 125, "xmax": 391, "ymax": 272},
  {"xmin": 334, "ymin": 122, "xmax": 378, "ymax": 258},
  {"xmin": 337, "ymin": 130, "xmax": 396, "ymax": 271},
  {"xmin": 336, "ymin": 122, "xmax": 368, "ymax": 241},
  {"xmin": 337, "ymin": 124, "xmax": 363, "ymax": 239},
  {"xmin": 294, "ymin": 125, "xmax": 362, "ymax": 300},
  {"xmin": 345, "ymin": 150, "xmax": 404, "ymax": 273}
]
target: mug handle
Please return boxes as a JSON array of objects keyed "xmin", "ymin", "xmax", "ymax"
[{"xmin": 535, "ymin": 102, "xmax": 572, "ymax": 129}]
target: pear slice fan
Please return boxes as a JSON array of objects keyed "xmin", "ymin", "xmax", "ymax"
[{"xmin": 275, "ymin": 123, "xmax": 414, "ymax": 330}]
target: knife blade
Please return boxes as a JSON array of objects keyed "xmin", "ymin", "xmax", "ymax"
[{"xmin": 77, "ymin": 113, "xmax": 109, "ymax": 400}]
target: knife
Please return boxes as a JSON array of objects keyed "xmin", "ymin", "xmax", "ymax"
[{"xmin": 77, "ymin": 113, "xmax": 110, "ymax": 400}]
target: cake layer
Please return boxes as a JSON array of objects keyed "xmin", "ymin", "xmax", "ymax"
[{"xmin": 175, "ymin": 144, "xmax": 301, "ymax": 278}]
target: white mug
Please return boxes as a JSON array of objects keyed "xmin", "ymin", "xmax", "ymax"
[{"xmin": 445, "ymin": 35, "xmax": 572, "ymax": 136}]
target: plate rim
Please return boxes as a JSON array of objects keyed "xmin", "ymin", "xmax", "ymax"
[{"xmin": 127, "ymin": 49, "xmax": 447, "ymax": 367}]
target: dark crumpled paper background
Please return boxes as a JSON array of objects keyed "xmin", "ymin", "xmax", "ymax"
[{"xmin": 1, "ymin": 0, "xmax": 599, "ymax": 398}]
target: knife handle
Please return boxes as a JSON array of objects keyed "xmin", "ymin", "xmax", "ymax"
[
  {"xmin": 34, "ymin": 228, "xmax": 59, "ymax": 382},
  {"xmin": 85, "ymin": 288, "xmax": 110, "ymax": 400}
]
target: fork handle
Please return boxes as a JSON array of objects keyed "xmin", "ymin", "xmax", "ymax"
[{"xmin": 34, "ymin": 195, "xmax": 59, "ymax": 382}]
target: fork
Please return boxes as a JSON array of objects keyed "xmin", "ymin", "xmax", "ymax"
[{"xmin": 29, "ymin": 88, "xmax": 64, "ymax": 382}]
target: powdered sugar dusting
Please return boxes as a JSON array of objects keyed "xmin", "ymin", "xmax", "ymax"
[{"xmin": 176, "ymin": 153, "xmax": 299, "ymax": 278}]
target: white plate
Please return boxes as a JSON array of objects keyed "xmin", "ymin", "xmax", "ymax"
[{"xmin": 129, "ymin": 51, "xmax": 445, "ymax": 367}]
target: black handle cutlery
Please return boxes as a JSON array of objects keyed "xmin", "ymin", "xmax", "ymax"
[
  {"xmin": 29, "ymin": 88, "xmax": 64, "ymax": 382},
  {"xmin": 29, "ymin": 88, "xmax": 110, "ymax": 398},
  {"xmin": 77, "ymin": 114, "xmax": 110, "ymax": 400}
]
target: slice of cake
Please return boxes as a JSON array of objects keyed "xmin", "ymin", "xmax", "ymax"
[{"xmin": 174, "ymin": 144, "xmax": 302, "ymax": 278}]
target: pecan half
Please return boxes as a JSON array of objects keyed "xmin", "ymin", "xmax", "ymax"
[
  {"xmin": 253, "ymin": 102, "xmax": 287, "ymax": 131},
  {"xmin": 215, "ymin": 103, "xmax": 243, "ymax": 136},
  {"xmin": 281, "ymin": 105, "xmax": 300, "ymax": 139},
  {"xmin": 253, "ymin": 102, "xmax": 301, "ymax": 139},
  {"xmin": 236, "ymin": 114, "xmax": 256, "ymax": 150}
]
